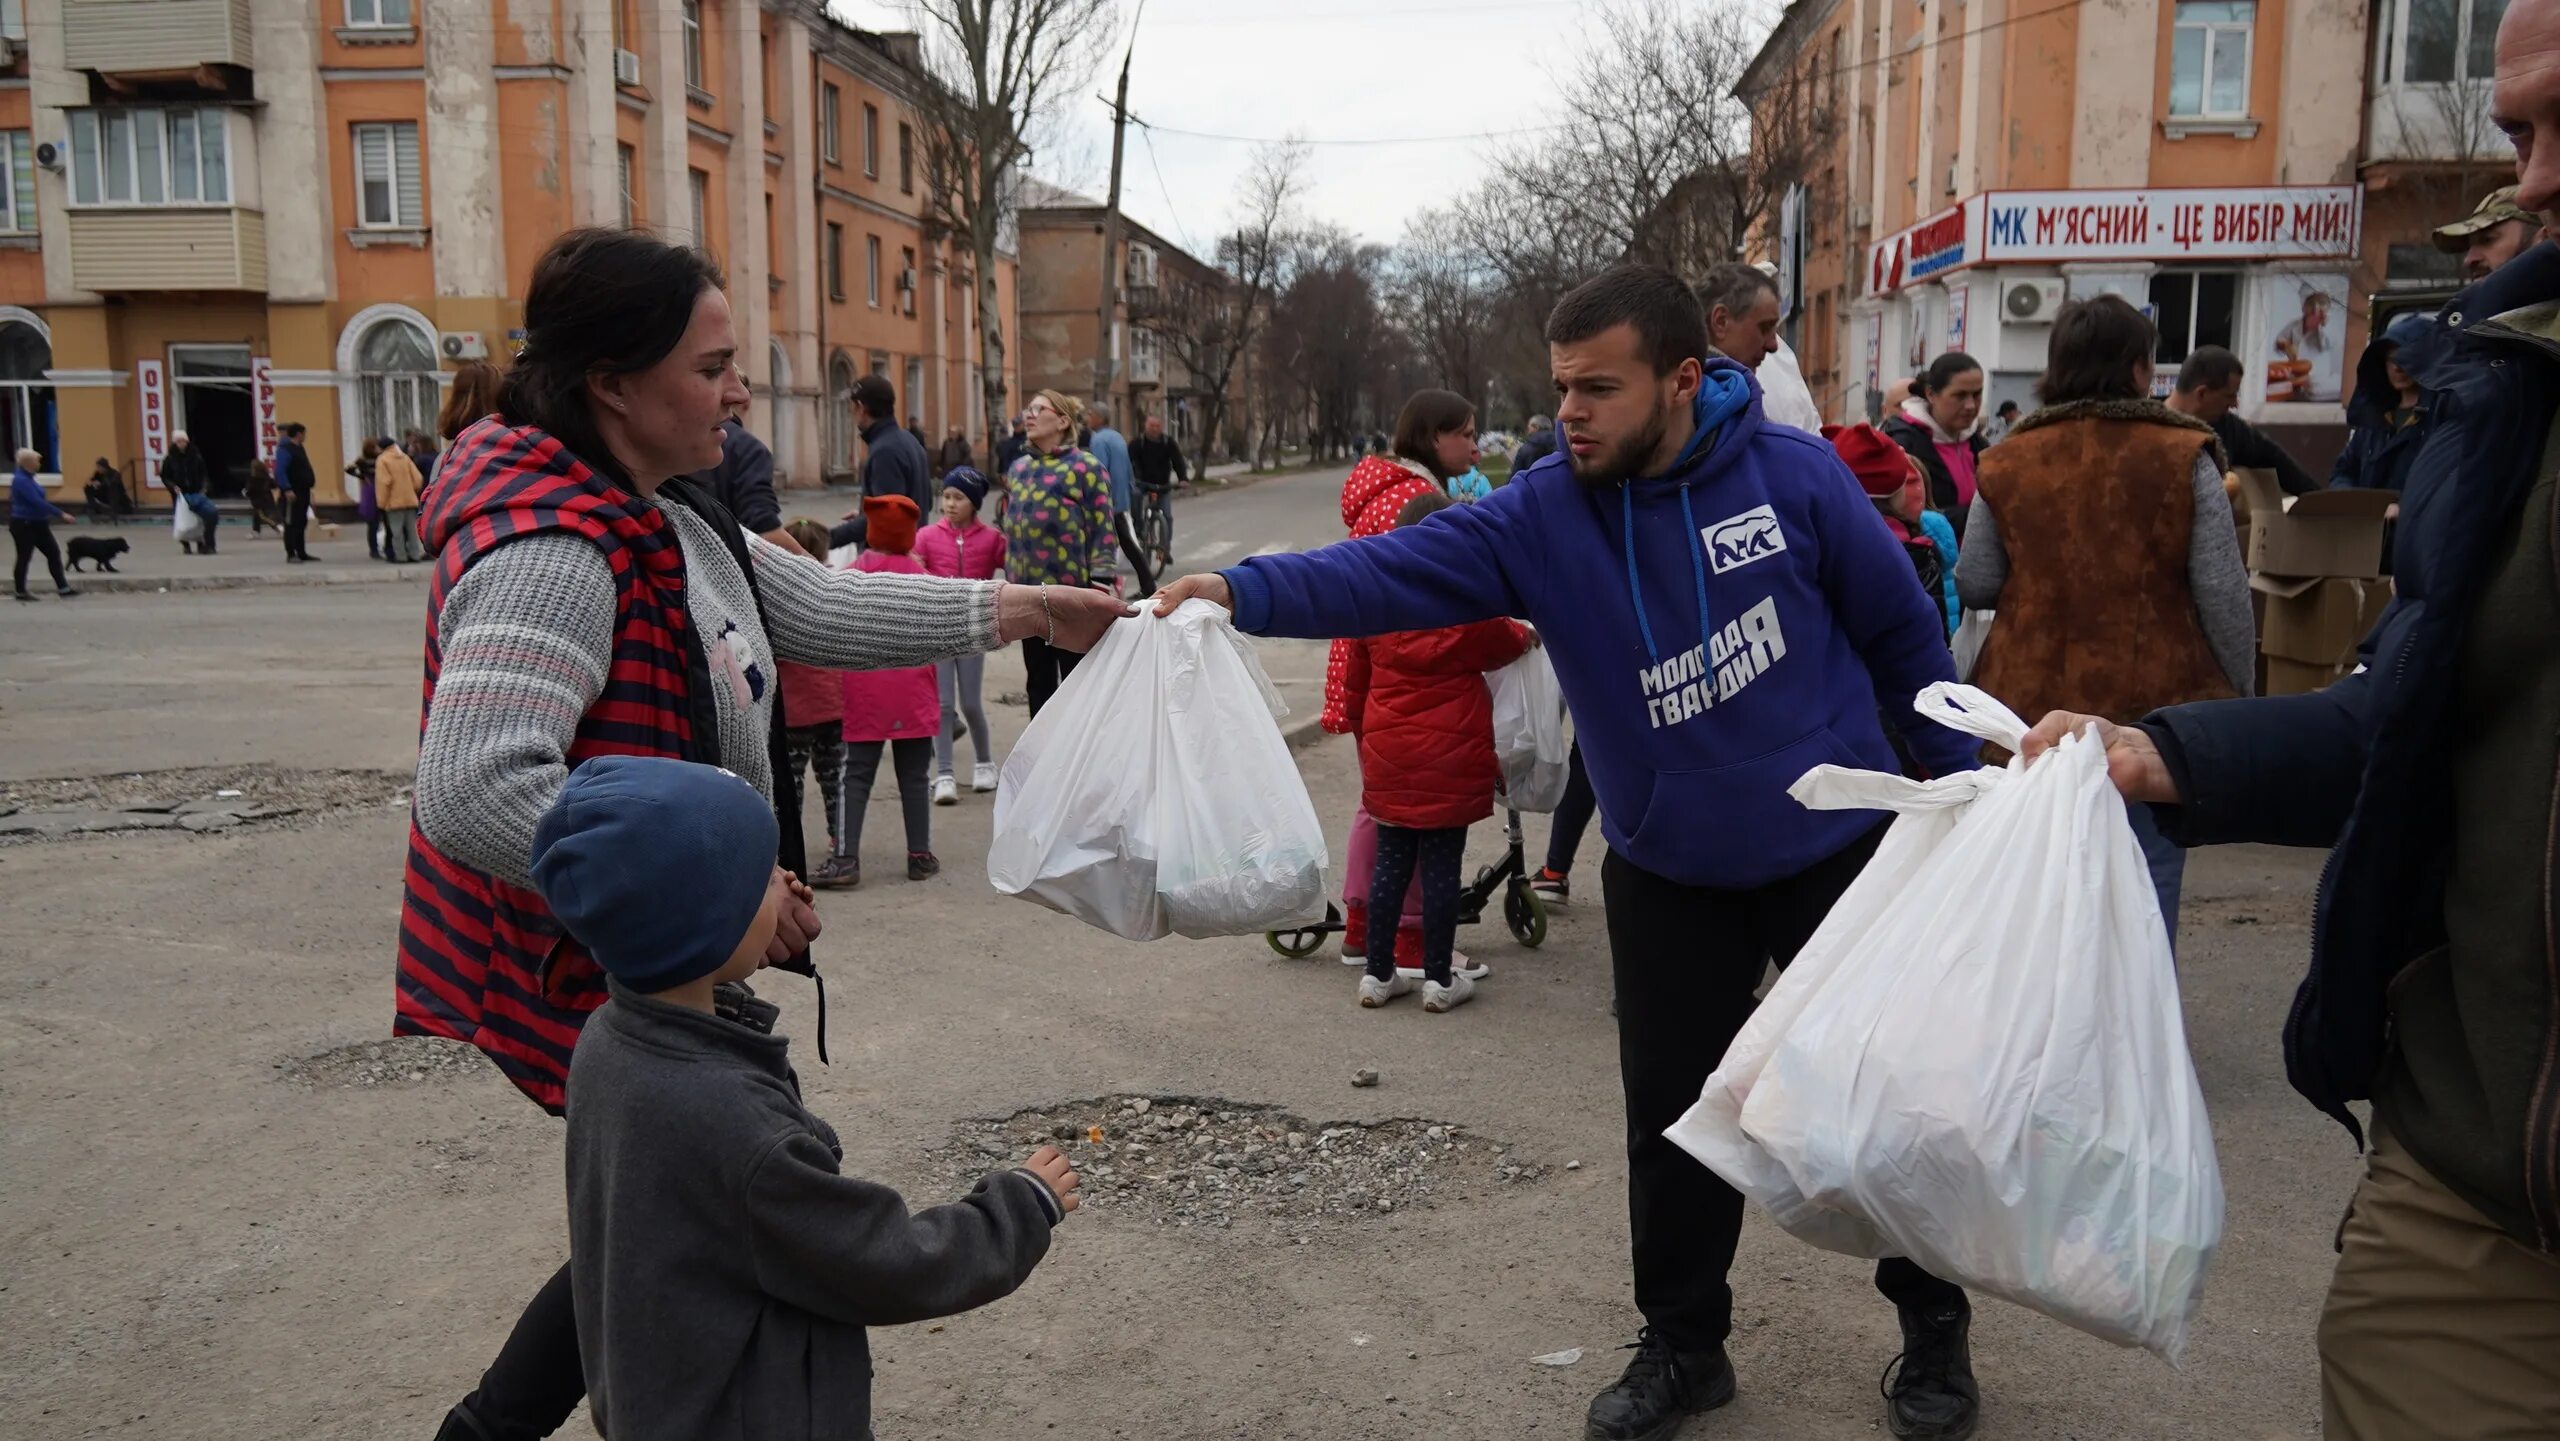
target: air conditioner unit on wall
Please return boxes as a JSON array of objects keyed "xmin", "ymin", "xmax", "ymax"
[
  {"xmin": 2002, "ymin": 279, "xmax": 2067, "ymax": 325},
  {"xmin": 898, "ymin": 267, "xmax": 917, "ymax": 293},
  {"xmin": 613, "ymin": 48, "xmax": 642, "ymax": 86},
  {"xmin": 440, "ymin": 330, "xmax": 489, "ymax": 361}
]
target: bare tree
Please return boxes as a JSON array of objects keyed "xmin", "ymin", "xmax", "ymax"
[
  {"xmin": 910, "ymin": 0, "xmax": 1117, "ymax": 440},
  {"xmin": 1146, "ymin": 139, "xmax": 1308, "ymax": 464},
  {"xmin": 1261, "ymin": 226, "xmax": 1400, "ymax": 463},
  {"xmin": 1384, "ymin": 209, "xmax": 1498, "ymax": 408}
]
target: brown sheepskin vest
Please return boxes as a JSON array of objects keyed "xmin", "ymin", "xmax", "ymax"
[{"xmin": 1971, "ymin": 399, "xmax": 2236, "ymax": 729}]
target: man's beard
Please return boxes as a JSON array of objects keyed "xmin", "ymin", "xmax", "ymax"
[{"xmin": 1568, "ymin": 405, "xmax": 1672, "ymax": 491}]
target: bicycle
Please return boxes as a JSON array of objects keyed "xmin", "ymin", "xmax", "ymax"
[
  {"xmin": 1134, "ymin": 482, "xmax": 1175, "ymax": 570},
  {"xmin": 1263, "ymin": 806, "xmax": 1549, "ymax": 959}
]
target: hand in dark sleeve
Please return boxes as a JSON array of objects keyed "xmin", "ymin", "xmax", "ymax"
[
  {"xmin": 2141, "ymin": 668, "xmax": 2370, "ymax": 848},
  {"xmin": 722, "ymin": 429, "xmax": 783, "ymax": 534}
]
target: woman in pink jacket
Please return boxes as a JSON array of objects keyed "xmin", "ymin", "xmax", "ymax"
[
  {"xmin": 812, "ymin": 495, "xmax": 944, "ymax": 889},
  {"xmin": 914, "ymin": 467, "xmax": 1008, "ymax": 804}
]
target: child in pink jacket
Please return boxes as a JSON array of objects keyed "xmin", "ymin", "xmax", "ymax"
[
  {"xmin": 811, "ymin": 496, "xmax": 942, "ymax": 889},
  {"xmin": 914, "ymin": 467, "xmax": 1007, "ymax": 804}
]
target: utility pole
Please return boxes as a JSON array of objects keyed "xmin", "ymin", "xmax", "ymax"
[{"xmin": 1093, "ymin": 0, "xmax": 1144, "ymax": 413}]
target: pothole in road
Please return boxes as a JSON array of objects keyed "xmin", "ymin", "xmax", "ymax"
[
  {"xmin": 931, "ymin": 1095, "xmax": 1551, "ymax": 1235},
  {"xmin": 277, "ymin": 1036, "xmax": 493, "ymax": 1090},
  {"xmin": 0, "ymin": 765, "xmax": 412, "ymax": 843}
]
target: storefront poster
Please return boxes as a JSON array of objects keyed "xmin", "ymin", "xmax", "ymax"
[
  {"xmin": 1948, "ymin": 285, "xmax": 1969, "ymax": 352},
  {"xmin": 1865, "ymin": 316, "xmax": 1881, "ymax": 397},
  {"xmin": 251, "ymin": 357, "xmax": 276, "ymax": 463},
  {"xmin": 1980, "ymin": 186, "xmax": 2360, "ymax": 263},
  {"xmin": 137, "ymin": 359, "xmax": 167, "ymax": 489},
  {"xmin": 2263, "ymin": 272, "xmax": 2350, "ymax": 405}
]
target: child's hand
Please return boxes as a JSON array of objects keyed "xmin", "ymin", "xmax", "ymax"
[{"xmin": 1025, "ymin": 1145, "xmax": 1082, "ymax": 1214}]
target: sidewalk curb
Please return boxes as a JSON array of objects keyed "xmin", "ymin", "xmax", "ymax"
[{"xmin": 70, "ymin": 566, "xmax": 427, "ymax": 596}]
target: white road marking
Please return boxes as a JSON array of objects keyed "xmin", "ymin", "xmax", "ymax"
[{"xmin": 1187, "ymin": 539, "xmax": 1243, "ymax": 564}]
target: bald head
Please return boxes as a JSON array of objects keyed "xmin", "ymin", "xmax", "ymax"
[{"xmin": 2495, "ymin": 0, "xmax": 2560, "ymax": 228}]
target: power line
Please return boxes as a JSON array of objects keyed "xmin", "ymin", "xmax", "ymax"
[
  {"xmin": 1131, "ymin": 117, "xmax": 1565, "ymax": 148},
  {"xmin": 1135, "ymin": 121, "xmax": 1198, "ymax": 256}
]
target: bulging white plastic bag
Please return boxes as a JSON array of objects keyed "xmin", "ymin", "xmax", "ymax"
[
  {"xmin": 1487, "ymin": 646, "xmax": 1570, "ymax": 812},
  {"xmin": 988, "ymin": 599, "xmax": 1329, "ymax": 941},
  {"xmin": 1666, "ymin": 683, "xmax": 2222, "ymax": 1362},
  {"xmin": 173, "ymin": 493, "xmax": 204, "ymax": 544}
]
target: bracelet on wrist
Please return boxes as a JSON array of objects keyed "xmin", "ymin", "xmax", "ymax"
[{"xmin": 1039, "ymin": 584, "xmax": 1056, "ymax": 644}]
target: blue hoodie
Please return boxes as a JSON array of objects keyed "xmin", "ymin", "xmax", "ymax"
[{"xmin": 1223, "ymin": 361, "xmax": 1975, "ymax": 890}]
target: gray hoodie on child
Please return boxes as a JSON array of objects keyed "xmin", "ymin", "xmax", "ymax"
[{"xmin": 566, "ymin": 982, "xmax": 1062, "ymax": 1441}]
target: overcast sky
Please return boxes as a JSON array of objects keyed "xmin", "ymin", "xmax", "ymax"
[{"xmin": 832, "ymin": 0, "xmax": 1586, "ymax": 258}]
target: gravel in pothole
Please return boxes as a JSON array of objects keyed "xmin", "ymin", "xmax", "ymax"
[
  {"xmin": 931, "ymin": 1095, "xmax": 1550, "ymax": 1234},
  {"xmin": 277, "ymin": 1036, "xmax": 493, "ymax": 1090},
  {"xmin": 0, "ymin": 765, "xmax": 412, "ymax": 843}
]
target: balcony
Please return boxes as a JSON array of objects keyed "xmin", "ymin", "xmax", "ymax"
[
  {"xmin": 67, "ymin": 207, "xmax": 267, "ymax": 292},
  {"xmin": 62, "ymin": 0, "xmax": 253, "ymax": 75},
  {"xmin": 1128, "ymin": 352, "xmax": 1162, "ymax": 386}
]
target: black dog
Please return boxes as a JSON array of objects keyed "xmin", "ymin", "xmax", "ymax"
[{"xmin": 66, "ymin": 535, "xmax": 131, "ymax": 573}]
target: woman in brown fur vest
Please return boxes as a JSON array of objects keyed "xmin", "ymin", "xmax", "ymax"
[{"xmin": 1954, "ymin": 293, "xmax": 2255, "ymax": 947}]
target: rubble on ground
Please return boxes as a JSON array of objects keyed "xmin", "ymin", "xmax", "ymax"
[
  {"xmin": 277, "ymin": 1037, "xmax": 492, "ymax": 1091},
  {"xmin": 0, "ymin": 767, "xmax": 410, "ymax": 843}
]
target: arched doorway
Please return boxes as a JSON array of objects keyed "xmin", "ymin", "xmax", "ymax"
[
  {"xmin": 351, "ymin": 313, "xmax": 440, "ymax": 444},
  {"xmin": 0, "ymin": 314, "xmax": 58, "ymax": 475},
  {"xmin": 827, "ymin": 350, "xmax": 856, "ymax": 475}
]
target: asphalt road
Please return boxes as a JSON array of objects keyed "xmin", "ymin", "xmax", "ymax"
[{"xmin": 1, "ymin": 469, "xmax": 2360, "ymax": 1440}]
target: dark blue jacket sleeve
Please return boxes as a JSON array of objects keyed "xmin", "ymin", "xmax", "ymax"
[
  {"xmin": 1807, "ymin": 460, "xmax": 1976, "ymax": 776},
  {"xmin": 719, "ymin": 430, "xmax": 782, "ymax": 534},
  {"xmin": 1222, "ymin": 480, "xmax": 1540, "ymax": 638},
  {"xmin": 2140, "ymin": 660, "xmax": 2370, "ymax": 848}
]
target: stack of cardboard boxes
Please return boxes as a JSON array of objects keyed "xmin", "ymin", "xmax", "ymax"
[{"xmin": 2234, "ymin": 469, "xmax": 2398, "ymax": 696}]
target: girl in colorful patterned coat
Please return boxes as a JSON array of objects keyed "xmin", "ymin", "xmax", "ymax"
[{"xmin": 997, "ymin": 388, "xmax": 1116, "ymax": 716}]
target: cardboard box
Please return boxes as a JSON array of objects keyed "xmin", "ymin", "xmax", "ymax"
[
  {"xmin": 2234, "ymin": 467, "xmax": 2397, "ymax": 580},
  {"xmin": 2253, "ymin": 574, "xmax": 2382, "ymax": 666}
]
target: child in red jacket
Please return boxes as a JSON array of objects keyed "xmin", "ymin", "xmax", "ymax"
[
  {"xmin": 1352, "ymin": 490, "xmax": 1534, "ymax": 1012},
  {"xmin": 812, "ymin": 496, "xmax": 942, "ymax": 890}
]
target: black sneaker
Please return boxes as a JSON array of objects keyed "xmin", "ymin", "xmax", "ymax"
[
  {"xmin": 1585, "ymin": 1327, "xmax": 1735, "ymax": 1441},
  {"xmin": 1881, "ymin": 1302, "xmax": 1980, "ymax": 1440},
  {"xmin": 907, "ymin": 851, "xmax": 941, "ymax": 881}
]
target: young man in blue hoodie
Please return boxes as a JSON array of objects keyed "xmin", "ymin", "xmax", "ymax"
[{"xmin": 1156, "ymin": 265, "xmax": 1984, "ymax": 1441}]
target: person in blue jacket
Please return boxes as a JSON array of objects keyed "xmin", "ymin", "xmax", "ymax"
[
  {"xmin": 1154, "ymin": 265, "xmax": 1984, "ymax": 1441},
  {"xmin": 2329, "ymin": 311, "xmax": 2436, "ymax": 493},
  {"xmin": 10, "ymin": 447, "xmax": 77, "ymax": 601}
]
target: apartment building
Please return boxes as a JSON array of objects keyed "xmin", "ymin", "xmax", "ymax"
[
  {"xmin": 1748, "ymin": 0, "xmax": 2370, "ymax": 459},
  {"xmin": 1016, "ymin": 179, "xmax": 1226, "ymax": 451},
  {"xmin": 0, "ymin": 0, "xmax": 1015, "ymax": 503}
]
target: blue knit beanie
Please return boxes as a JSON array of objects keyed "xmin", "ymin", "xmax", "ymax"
[
  {"xmin": 531, "ymin": 756, "xmax": 779, "ymax": 993},
  {"xmin": 941, "ymin": 466, "xmax": 989, "ymax": 511}
]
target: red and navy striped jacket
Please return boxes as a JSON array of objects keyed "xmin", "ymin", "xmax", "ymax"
[{"xmin": 394, "ymin": 418, "xmax": 700, "ymax": 1114}]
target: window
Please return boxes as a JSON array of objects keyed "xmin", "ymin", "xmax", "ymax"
[
  {"xmin": 344, "ymin": 0, "xmax": 412, "ymax": 27},
  {"xmin": 0, "ymin": 0, "xmax": 23, "ymax": 42},
  {"xmin": 67, "ymin": 109, "xmax": 231, "ymax": 207},
  {"xmin": 0, "ymin": 321, "xmax": 56, "ymax": 475},
  {"xmin": 826, "ymin": 221, "xmax": 845, "ymax": 299},
  {"xmin": 353, "ymin": 121, "xmax": 423, "ymax": 229},
  {"xmin": 820, "ymin": 83, "xmax": 841, "ymax": 165},
  {"xmin": 866, "ymin": 233, "xmax": 881, "ymax": 306},
  {"xmin": 862, "ymin": 103, "xmax": 879, "ymax": 178},
  {"xmin": 2388, "ymin": 0, "xmax": 2505, "ymax": 82},
  {"xmin": 898, "ymin": 122, "xmax": 914, "ymax": 194},
  {"xmin": 680, "ymin": 0, "xmax": 704, "ymax": 92},
  {"xmin": 617, "ymin": 142, "xmax": 637, "ymax": 227},
  {"xmin": 1, "ymin": 132, "xmax": 34, "ymax": 234},
  {"xmin": 828, "ymin": 352, "xmax": 856, "ymax": 470},
  {"xmin": 354, "ymin": 317, "xmax": 439, "ymax": 443},
  {"xmin": 899, "ymin": 245, "xmax": 916, "ymax": 314},
  {"xmin": 905, "ymin": 357, "xmax": 924, "ymax": 427},
  {"xmin": 2169, "ymin": 2, "xmax": 2255, "ymax": 118},
  {"xmin": 2147, "ymin": 270, "xmax": 2241, "ymax": 364},
  {"xmin": 688, "ymin": 166, "xmax": 709, "ymax": 246}
]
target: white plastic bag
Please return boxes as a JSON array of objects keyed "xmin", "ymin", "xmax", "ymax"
[
  {"xmin": 1487, "ymin": 646, "xmax": 1570, "ymax": 812},
  {"xmin": 1666, "ymin": 683, "xmax": 2222, "ymax": 1362},
  {"xmin": 173, "ymin": 493, "xmax": 204, "ymax": 544},
  {"xmin": 988, "ymin": 599, "xmax": 1329, "ymax": 940}
]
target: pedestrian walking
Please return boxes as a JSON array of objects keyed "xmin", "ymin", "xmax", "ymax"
[
  {"xmin": 996, "ymin": 389, "xmax": 1114, "ymax": 716},
  {"xmin": 812, "ymin": 495, "xmax": 942, "ymax": 890},
  {"xmin": 11, "ymin": 447, "xmax": 77, "ymax": 601},
  {"xmin": 825, "ymin": 374, "xmax": 934, "ymax": 549},
  {"xmin": 1154, "ymin": 265, "xmax": 1985, "ymax": 1441},
  {"xmin": 1082, "ymin": 401, "xmax": 1136, "ymax": 517},
  {"xmin": 938, "ymin": 423, "xmax": 974, "ymax": 473},
  {"xmin": 401, "ymin": 227, "xmax": 1126, "ymax": 1441},
  {"xmin": 1347, "ymin": 487, "xmax": 1533, "ymax": 1014},
  {"xmin": 2017, "ymin": 18, "xmax": 2560, "ymax": 1422},
  {"xmin": 2330, "ymin": 313, "xmax": 2437, "ymax": 493},
  {"xmin": 1882, "ymin": 352, "xmax": 1988, "ymax": 540},
  {"xmin": 775, "ymin": 518, "xmax": 849, "ymax": 862},
  {"xmin": 916, "ymin": 467, "xmax": 1006, "ymax": 803},
  {"xmin": 1958, "ymin": 294, "xmax": 2252, "ymax": 942},
  {"xmin": 373, "ymin": 434, "xmax": 427, "ymax": 563},
  {"xmin": 161, "ymin": 430, "xmax": 217, "ymax": 555},
  {"xmin": 244, "ymin": 456, "xmax": 279, "ymax": 534},
  {"xmin": 275, "ymin": 422, "xmax": 316, "ymax": 562},
  {"xmin": 348, "ymin": 438, "xmax": 386, "ymax": 560}
]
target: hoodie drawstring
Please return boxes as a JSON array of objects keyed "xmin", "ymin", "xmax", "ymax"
[
  {"xmin": 1621, "ymin": 485, "xmax": 1661, "ymax": 662},
  {"xmin": 1677, "ymin": 485, "xmax": 1713, "ymax": 657},
  {"xmin": 1619, "ymin": 374, "xmax": 1750, "ymax": 663}
]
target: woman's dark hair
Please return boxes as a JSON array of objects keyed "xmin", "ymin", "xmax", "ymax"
[
  {"xmin": 2035, "ymin": 295, "xmax": 2156, "ymax": 404},
  {"xmin": 498, "ymin": 228, "xmax": 726, "ymax": 481},
  {"xmin": 1391, "ymin": 389, "xmax": 1475, "ymax": 479},
  {"xmin": 1920, "ymin": 351, "xmax": 1983, "ymax": 395},
  {"xmin": 440, "ymin": 359, "xmax": 506, "ymax": 442}
]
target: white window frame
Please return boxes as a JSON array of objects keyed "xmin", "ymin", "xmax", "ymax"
[
  {"xmin": 352, "ymin": 121, "xmax": 423, "ymax": 230},
  {"xmin": 820, "ymin": 83, "xmax": 841, "ymax": 165},
  {"xmin": 689, "ymin": 167, "xmax": 709, "ymax": 246},
  {"xmin": 67, "ymin": 108, "xmax": 234, "ymax": 209},
  {"xmin": 617, "ymin": 143, "xmax": 636, "ymax": 228},
  {"xmin": 862, "ymin": 103, "xmax": 879, "ymax": 178},
  {"xmin": 681, "ymin": 0, "xmax": 704, "ymax": 93},
  {"xmin": 1, "ymin": 132, "xmax": 34, "ymax": 234},
  {"xmin": 2383, "ymin": 0, "xmax": 2505, "ymax": 84},
  {"xmin": 342, "ymin": 0, "xmax": 413, "ymax": 29},
  {"xmin": 2169, "ymin": 2, "xmax": 2255, "ymax": 121},
  {"xmin": 866, "ymin": 234, "xmax": 881, "ymax": 307},
  {"xmin": 0, "ymin": 318, "xmax": 55, "ymax": 476},
  {"xmin": 0, "ymin": 0, "xmax": 26, "ymax": 43},
  {"xmin": 2147, "ymin": 268, "xmax": 2245, "ymax": 363}
]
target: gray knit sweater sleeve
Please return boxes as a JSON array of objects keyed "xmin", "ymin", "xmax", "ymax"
[
  {"xmin": 1954, "ymin": 496, "xmax": 2007, "ymax": 611},
  {"xmin": 745, "ymin": 531, "xmax": 1002, "ymax": 668},
  {"xmin": 413, "ymin": 535, "xmax": 617, "ymax": 887},
  {"xmin": 2187, "ymin": 451, "xmax": 2257, "ymax": 697}
]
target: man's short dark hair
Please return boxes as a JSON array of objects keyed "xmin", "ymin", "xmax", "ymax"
[
  {"xmin": 281, "ymin": 422, "xmax": 306, "ymax": 437},
  {"xmin": 1546, "ymin": 264, "xmax": 1709, "ymax": 376},
  {"xmin": 2174, "ymin": 346, "xmax": 2246, "ymax": 396},
  {"xmin": 1694, "ymin": 263, "xmax": 1780, "ymax": 326},
  {"xmin": 850, "ymin": 374, "xmax": 895, "ymax": 421}
]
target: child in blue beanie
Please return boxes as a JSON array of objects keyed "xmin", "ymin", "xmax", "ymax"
[{"xmin": 535, "ymin": 755, "xmax": 1079, "ymax": 1441}]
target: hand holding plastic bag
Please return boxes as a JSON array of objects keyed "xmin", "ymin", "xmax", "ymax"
[
  {"xmin": 1487, "ymin": 646, "xmax": 1571, "ymax": 812},
  {"xmin": 988, "ymin": 599, "xmax": 1329, "ymax": 940},
  {"xmin": 1667, "ymin": 683, "xmax": 2222, "ymax": 1362},
  {"xmin": 173, "ymin": 493, "xmax": 204, "ymax": 544}
]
